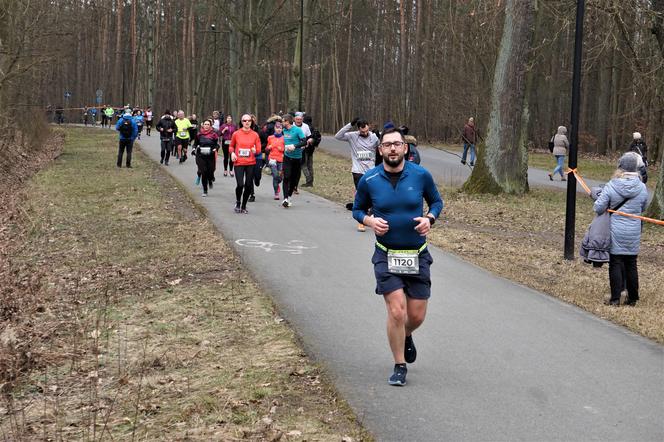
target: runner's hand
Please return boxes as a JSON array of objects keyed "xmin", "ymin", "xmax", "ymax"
[
  {"xmin": 370, "ymin": 217, "xmax": 389, "ymax": 236},
  {"xmin": 251, "ymin": 147, "xmax": 256, "ymax": 154},
  {"xmin": 231, "ymin": 152, "xmax": 237, "ymax": 162},
  {"xmin": 413, "ymin": 217, "xmax": 431, "ymax": 236}
]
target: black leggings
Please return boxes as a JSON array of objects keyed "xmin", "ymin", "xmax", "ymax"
[
  {"xmin": 222, "ymin": 144, "xmax": 234, "ymax": 171},
  {"xmin": 196, "ymin": 151, "xmax": 215, "ymax": 192},
  {"xmin": 234, "ymin": 165, "xmax": 255, "ymax": 209},
  {"xmin": 283, "ymin": 156, "xmax": 302, "ymax": 198},
  {"xmin": 609, "ymin": 254, "xmax": 639, "ymax": 303},
  {"xmin": 160, "ymin": 139, "xmax": 172, "ymax": 163}
]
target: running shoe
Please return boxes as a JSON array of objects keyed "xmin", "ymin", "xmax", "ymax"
[
  {"xmin": 282, "ymin": 198, "xmax": 290, "ymax": 208},
  {"xmin": 234, "ymin": 203, "xmax": 241, "ymax": 213},
  {"xmin": 224, "ymin": 171, "xmax": 228, "ymax": 177},
  {"xmin": 248, "ymin": 195, "xmax": 255, "ymax": 202},
  {"xmin": 202, "ymin": 192, "xmax": 208, "ymax": 197},
  {"xmin": 195, "ymin": 176, "xmax": 201, "ymax": 186},
  {"xmin": 405, "ymin": 335, "xmax": 417, "ymax": 363},
  {"xmin": 230, "ymin": 171, "xmax": 235, "ymax": 177},
  {"xmin": 241, "ymin": 208, "xmax": 249, "ymax": 214},
  {"xmin": 294, "ymin": 187, "xmax": 299, "ymax": 195},
  {"xmin": 388, "ymin": 364, "xmax": 407, "ymax": 386},
  {"xmin": 357, "ymin": 223, "xmax": 366, "ymax": 232},
  {"xmin": 274, "ymin": 193, "xmax": 280, "ymax": 200}
]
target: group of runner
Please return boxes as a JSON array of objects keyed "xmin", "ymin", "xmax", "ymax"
[
  {"xmin": 151, "ymin": 109, "xmax": 321, "ymax": 213},
  {"xmin": 112, "ymin": 105, "xmax": 440, "ymax": 386}
]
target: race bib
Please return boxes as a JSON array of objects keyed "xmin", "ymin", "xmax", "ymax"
[
  {"xmin": 199, "ymin": 147, "xmax": 212, "ymax": 155},
  {"xmin": 357, "ymin": 150, "xmax": 373, "ymax": 161},
  {"xmin": 239, "ymin": 148, "xmax": 251, "ymax": 157},
  {"xmin": 268, "ymin": 159, "xmax": 277, "ymax": 167},
  {"xmin": 179, "ymin": 131, "xmax": 187, "ymax": 137},
  {"xmin": 387, "ymin": 250, "xmax": 419, "ymax": 275}
]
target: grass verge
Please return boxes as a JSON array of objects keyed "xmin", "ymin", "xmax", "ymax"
[
  {"xmin": 307, "ymin": 150, "xmax": 664, "ymax": 344},
  {"xmin": 1, "ymin": 128, "xmax": 370, "ymax": 441}
]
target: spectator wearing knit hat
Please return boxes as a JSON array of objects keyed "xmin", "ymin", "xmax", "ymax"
[{"xmin": 593, "ymin": 152, "xmax": 649, "ymax": 306}]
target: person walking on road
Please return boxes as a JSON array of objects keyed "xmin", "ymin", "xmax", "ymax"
[
  {"xmin": 548, "ymin": 125, "xmax": 570, "ymax": 181},
  {"xmin": 266, "ymin": 122, "xmax": 286, "ymax": 200},
  {"xmin": 156, "ymin": 110, "xmax": 176, "ymax": 165},
  {"xmin": 353, "ymin": 128, "xmax": 443, "ymax": 386},
  {"xmin": 461, "ymin": 117, "xmax": 477, "ymax": 166},
  {"xmin": 301, "ymin": 114, "xmax": 321, "ymax": 187},
  {"xmin": 115, "ymin": 108, "xmax": 139, "ymax": 168},
  {"xmin": 281, "ymin": 114, "xmax": 307, "ymax": 208},
  {"xmin": 594, "ymin": 152, "xmax": 648, "ymax": 307},
  {"xmin": 335, "ymin": 117, "xmax": 380, "ymax": 231},
  {"xmin": 174, "ymin": 110, "xmax": 192, "ymax": 163},
  {"xmin": 220, "ymin": 114, "xmax": 237, "ymax": 177},
  {"xmin": 193, "ymin": 119, "xmax": 219, "ymax": 197},
  {"xmin": 230, "ymin": 114, "xmax": 261, "ymax": 213}
]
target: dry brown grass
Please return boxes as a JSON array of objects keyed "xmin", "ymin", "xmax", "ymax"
[
  {"xmin": 307, "ymin": 151, "xmax": 664, "ymax": 344},
  {"xmin": 1, "ymin": 128, "xmax": 370, "ymax": 441}
]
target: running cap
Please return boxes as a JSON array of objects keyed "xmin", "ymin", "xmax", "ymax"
[
  {"xmin": 294, "ymin": 111, "xmax": 304, "ymax": 118},
  {"xmin": 633, "ymin": 132, "xmax": 641, "ymax": 140}
]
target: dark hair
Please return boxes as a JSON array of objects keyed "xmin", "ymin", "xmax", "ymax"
[
  {"xmin": 303, "ymin": 115, "xmax": 313, "ymax": 125},
  {"xmin": 356, "ymin": 119, "xmax": 369, "ymax": 129},
  {"xmin": 398, "ymin": 125, "xmax": 409, "ymax": 135},
  {"xmin": 380, "ymin": 128, "xmax": 405, "ymax": 142},
  {"xmin": 282, "ymin": 114, "xmax": 293, "ymax": 123},
  {"xmin": 203, "ymin": 119, "xmax": 214, "ymax": 126}
]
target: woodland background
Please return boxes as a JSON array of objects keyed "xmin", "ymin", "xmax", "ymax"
[{"xmin": 1, "ymin": 0, "xmax": 663, "ymax": 161}]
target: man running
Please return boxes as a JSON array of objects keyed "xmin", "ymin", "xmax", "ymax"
[
  {"xmin": 352, "ymin": 128, "xmax": 443, "ymax": 386},
  {"xmin": 335, "ymin": 117, "xmax": 380, "ymax": 231},
  {"xmin": 156, "ymin": 110, "xmax": 176, "ymax": 165},
  {"xmin": 174, "ymin": 110, "xmax": 192, "ymax": 163},
  {"xmin": 301, "ymin": 114, "xmax": 321, "ymax": 187}
]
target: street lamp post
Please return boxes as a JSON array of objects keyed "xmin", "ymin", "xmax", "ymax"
[
  {"xmin": 299, "ymin": 0, "xmax": 304, "ymax": 111},
  {"xmin": 564, "ymin": 0, "xmax": 586, "ymax": 260}
]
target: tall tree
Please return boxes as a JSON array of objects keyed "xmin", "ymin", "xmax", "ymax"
[{"xmin": 463, "ymin": 0, "xmax": 536, "ymax": 194}]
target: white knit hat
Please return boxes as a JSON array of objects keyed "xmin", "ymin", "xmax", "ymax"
[{"xmin": 633, "ymin": 132, "xmax": 642, "ymax": 140}]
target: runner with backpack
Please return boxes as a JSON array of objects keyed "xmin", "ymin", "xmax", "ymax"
[{"xmin": 115, "ymin": 108, "xmax": 138, "ymax": 168}]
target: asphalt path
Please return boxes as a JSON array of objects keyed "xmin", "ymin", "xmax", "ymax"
[
  {"xmin": 319, "ymin": 135, "xmax": 604, "ymax": 191},
  {"xmin": 127, "ymin": 130, "xmax": 663, "ymax": 441}
]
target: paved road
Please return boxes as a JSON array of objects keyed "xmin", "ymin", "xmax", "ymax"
[
  {"xmin": 319, "ymin": 135, "xmax": 604, "ymax": 191},
  {"xmin": 130, "ymin": 132, "xmax": 663, "ymax": 441}
]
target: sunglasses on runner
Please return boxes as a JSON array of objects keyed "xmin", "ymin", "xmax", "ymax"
[{"xmin": 241, "ymin": 119, "xmax": 252, "ymax": 123}]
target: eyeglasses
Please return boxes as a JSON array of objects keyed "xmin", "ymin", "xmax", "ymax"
[
  {"xmin": 241, "ymin": 119, "xmax": 252, "ymax": 123},
  {"xmin": 380, "ymin": 141, "xmax": 405, "ymax": 149}
]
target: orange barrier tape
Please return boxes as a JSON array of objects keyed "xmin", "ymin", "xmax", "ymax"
[{"xmin": 567, "ymin": 168, "xmax": 664, "ymax": 226}]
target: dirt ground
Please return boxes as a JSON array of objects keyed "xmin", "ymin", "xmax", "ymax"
[{"xmin": 1, "ymin": 128, "xmax": 370, "ymax": 441}]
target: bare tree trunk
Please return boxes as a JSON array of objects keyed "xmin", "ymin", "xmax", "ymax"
[
  {"xmin": 463, "ymin": 0, "xmax": 536, "ymax": 194},
  {"xmin": 647, "ymin": 0, "xmax": 664, "ymax": 218}
]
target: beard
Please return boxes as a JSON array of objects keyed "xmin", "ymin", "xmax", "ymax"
[{"xmin": 384, "ymin": 152, "xmax": 405, "ymax": 168}]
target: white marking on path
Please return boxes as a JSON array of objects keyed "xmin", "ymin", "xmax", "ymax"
[{"xmin": 235, "ymin": 239, "xmax": 318, "ymax": 255}]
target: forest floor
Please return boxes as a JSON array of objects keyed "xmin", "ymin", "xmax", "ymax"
[
  {"xmin": 0, "ymin": 129, "xmax": 369, "ymax": 441},
  {"xmin": 310, "ymin": 150, "xmax": 664, "ymax": 344}
]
